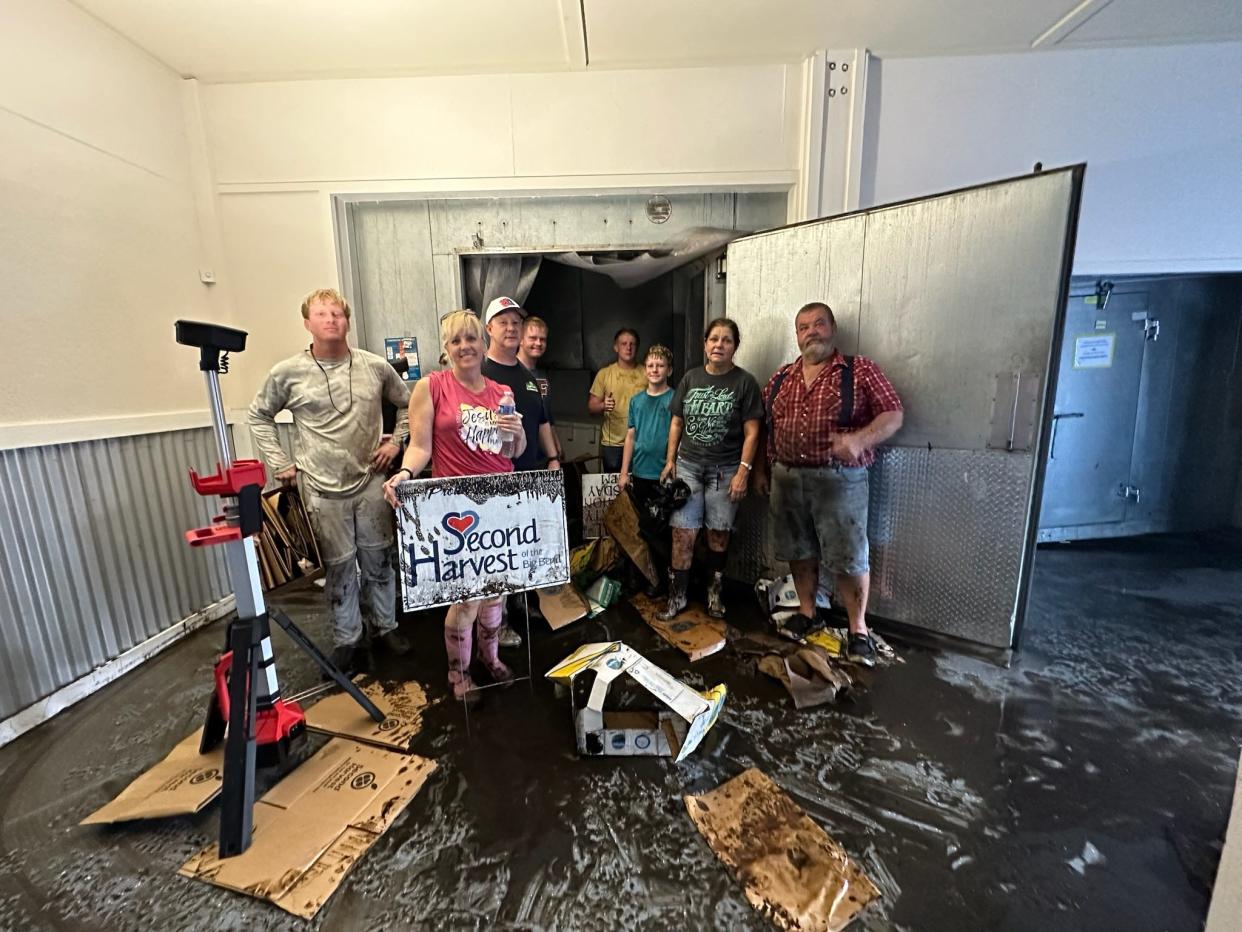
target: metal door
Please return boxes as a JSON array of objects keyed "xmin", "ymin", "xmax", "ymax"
[
  {"xmin": 1038, "ymin": 291, "xmax": 1148, "ymax": 530},
  {"xmin": 725, "ymin": 168, "xmax": 1084, "ymax": 649}
]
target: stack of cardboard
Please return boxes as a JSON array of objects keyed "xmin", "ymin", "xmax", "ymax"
[{"xmin": 255, "ymin": 488, "xmax": 321, "ymax": 591}]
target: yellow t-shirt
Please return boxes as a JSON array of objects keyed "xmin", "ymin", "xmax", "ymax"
[{"xmin": 590, "ymin": 363, "xmax": 649, "ymax": 447}]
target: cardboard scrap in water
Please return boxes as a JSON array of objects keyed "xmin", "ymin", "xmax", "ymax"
[
  {"xmin": 180, "ymin": 738, "xmax": 436, "ymax": 920},
  {"xmin": 304, "ymin": 676, "xmax": 434, "ymax": 752},
  {"xmin": 81, "ymin": 728, "xmax": 223, "ymax": 824},
  {"xmin": 685, "ymin": 768, "xmax": 880, "ymax": 931},
  {"xmin": 631, "ymin": 593, "xmax": 728, "ymax": 661}
]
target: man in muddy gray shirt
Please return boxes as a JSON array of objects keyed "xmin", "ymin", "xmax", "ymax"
[{"xmin": 249, "ymin": 288, "xmax": 412, "ymax": 671}]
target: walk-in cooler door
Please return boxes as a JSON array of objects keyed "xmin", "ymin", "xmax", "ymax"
[{"xmin": 725, "ymin": 167, "xmax": 1084, "ymax": 649}]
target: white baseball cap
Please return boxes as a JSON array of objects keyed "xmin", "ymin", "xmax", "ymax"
[{"xmin": 483, "ymin": 296, "xmax": 526, "ymax": 326}]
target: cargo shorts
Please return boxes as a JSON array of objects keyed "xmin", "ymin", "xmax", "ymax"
[{"xmin": 769, "ymin": 462, "xmax": 870, "ymax": 576}]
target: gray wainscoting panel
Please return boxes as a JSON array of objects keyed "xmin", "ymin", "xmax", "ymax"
[
  {"xmin": 0, "ymin": 428, "xmax": 229, "ymax": 720},
  {"xmin": 868, "ymin": 448, "xmax": 1033, "ymax": 648}
]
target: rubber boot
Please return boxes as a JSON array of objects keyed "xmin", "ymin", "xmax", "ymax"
[
  {"xmin": 444, "ymin": 606, "xmax": 481, "ymax": 706},
  {"xmin": 706, "ymin": 570, "xmax": 726, "ymax": 618},
  {"xmin": 475, "ymin": 600, "xmax": 515, "ymax": 686},
  {"xmin": 658, "ymin": 569, "xmax": 689, "ymax": 620}
]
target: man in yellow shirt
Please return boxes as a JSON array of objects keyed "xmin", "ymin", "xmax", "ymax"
[{"xmin": 588, "ymin": 328, "xmax": 649, "ymax": 473}]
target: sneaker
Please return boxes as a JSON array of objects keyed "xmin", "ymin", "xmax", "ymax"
[
  {"xmin": 846, "ymin": 632, "xmax": 877, "ymax": 668},
  {"xmin": 497, "ymin": 623, "xmax": 523, "ymax": 649},
  {"xmin": 448, "ymin": 670, "xmax": 483, "ymax": 707},
  {"xmin": 323, "ymin": 643, "xmax": 358, "ymax": 681},
  {"xmin": 377, "ymin": 629, "xmax": 412, "ymax": 655},
  {"xmin": 773, "ymin": 612, "xmax": 817, "ymax": 642}
]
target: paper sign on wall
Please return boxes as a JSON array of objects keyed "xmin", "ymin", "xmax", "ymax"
[
  {"xmin": 384, "ymin": 337, "xmax": 421, "ymax": 381},
  {"xmin": 395, "ymin": 470, "xmax": 569, "ymax": 610},
  {"xmin": 1073, "ymin": 333, "xmax": 1114, "ymax": 369},
  {"xmin": 581, "ymin": 473, "xmax": 620, "ymax": 539}
]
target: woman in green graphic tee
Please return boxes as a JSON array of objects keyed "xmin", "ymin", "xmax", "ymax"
[{"xmin": 658, "ymin": 317, "xmax": 763, "ymax": 621}]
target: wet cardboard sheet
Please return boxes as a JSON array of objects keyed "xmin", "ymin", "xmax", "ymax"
[
  {"xmin": 1206, "ymin": 749, "xmax": 1242, "ymax": 932},
  {"xmin": 758, "ymin": 649, "xmax": 853, "ymax": 709},
  {"xmin": 304, "ymin": 676, "xmax": 433, "ymax": 752},
  {"xmin": 536, "ymin": 583, "xmax": 591, "ymax": 630},
  {"xmin": 180, "ymin": 738, "xmax": 436, "ymax": 920},
  {"xmin": 81, "ymin": 729, "xmax": 223, "ymax": 824},
  {"xmin": 630, "ymin": 593, "xmax": 728, "ymax": 661},
  {"xmin": 685, "ymin": 768, "xmax": 880, "ymax": 931}
]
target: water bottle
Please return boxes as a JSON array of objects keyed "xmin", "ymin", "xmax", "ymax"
[{"xmin": 497, "ymin": 388, "xmax": 517, "ymax": 458}]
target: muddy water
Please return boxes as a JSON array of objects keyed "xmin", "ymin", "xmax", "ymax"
[{"xmin": 0, "ymin": 531, "xmax": 1238, "ymax": 930}]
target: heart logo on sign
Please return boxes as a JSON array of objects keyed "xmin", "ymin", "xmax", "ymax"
[{"xmin": 443, "ymin": 511, "xmax": 479, "ymax": 536}]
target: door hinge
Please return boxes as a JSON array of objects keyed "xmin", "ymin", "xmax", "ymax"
[
  {"xmin": 1143, "ymin": 317, "xmax": 1160, "ymax": 341},
  {"xmin": 1118, "ymin": 484, "xmax": 1141, "ymax": 504}
]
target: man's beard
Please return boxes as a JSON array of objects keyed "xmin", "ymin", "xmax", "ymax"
[{"xmin": 801, "ymin": 339, "xmax": 832, "ymax": 364}]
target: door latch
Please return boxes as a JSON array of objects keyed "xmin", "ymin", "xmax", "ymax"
[
  {"xmin": 1119, "ymin": 484, "xmax": 1141, "ymax": 504},
  {"xmin": 1143, "ymin": 318, "xmax": 1160, "ymax": 341}
]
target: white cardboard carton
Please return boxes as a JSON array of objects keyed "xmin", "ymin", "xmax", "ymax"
[{"xmin": 545, "ymin": 642, "xmax": 726, "ymax": 762}]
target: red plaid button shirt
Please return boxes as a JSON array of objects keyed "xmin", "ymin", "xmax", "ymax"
[{"xmin": 762, "ymin": 352, "xmax": 903, "ymax": 468}]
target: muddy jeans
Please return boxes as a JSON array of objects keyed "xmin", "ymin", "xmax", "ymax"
[{"xmin": 302, "ymin": 473, "xmax": 397, "ymax": 647}]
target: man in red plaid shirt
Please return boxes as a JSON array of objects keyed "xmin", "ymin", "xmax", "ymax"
[{"xmin": 754, "ymin": 302, "xmax": 903, "ymax": 666}]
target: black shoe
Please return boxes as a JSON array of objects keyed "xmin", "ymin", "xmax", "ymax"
[
  {"xmin": 378, "ymin": 629, "xmax": 412, "ymax": 655},
  {"xmin": 323, "ymin": 643, "xmax": 358, "ymax": 681},
  {"xmin": 847, "ymin": 632, "xmax": 877, "ymax": 668},
  {"xmin": 774, "ymin": 612, "xmax": 817, "ymax": 642}
]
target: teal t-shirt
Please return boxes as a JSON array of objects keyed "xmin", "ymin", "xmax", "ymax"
[{"xmin": 627, "ymin": 388, "xmax": 673, "ymax": 480}]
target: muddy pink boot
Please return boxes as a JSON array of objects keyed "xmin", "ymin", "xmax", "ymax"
[
  {"xmin": 475, "ymin": 600, "xmax": 515, "ymax": 686},
  {"xmin": 444, "ymin": 606, "xmax": 481, "ymax": 706}
]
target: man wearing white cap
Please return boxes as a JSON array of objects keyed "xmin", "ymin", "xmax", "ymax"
[{"xmin": 482, "ymin": 296, "xmax": 562, "ymax": 647}]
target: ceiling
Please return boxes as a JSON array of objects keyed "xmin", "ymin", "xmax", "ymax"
[{"xmin": 71, "ymin": 0, "xmax": 1242, "ymax": 83}]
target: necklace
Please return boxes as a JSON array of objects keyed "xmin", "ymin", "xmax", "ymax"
[{"xmin": 310, "ymin": 346, "xmax": 353, "ymax": 414}]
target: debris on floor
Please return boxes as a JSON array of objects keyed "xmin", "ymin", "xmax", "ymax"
[
  {"xmin": 545, "ymin": 641, "xmax": 726, "ymax": 760},
  {"xmin": 685, "ymin": 767, "xmax": 881, "ymax": 931},
  {"xmin": 585, "ymin": 574, "xmax": 621, "ymax": 616},
  {"xmin": 1206, "ymin": 749, "xmax": 1242, "ymax": 932},
  {"xmin": 303, "ymin": 675, "xmax": 434, "ymax": 752},
  {"xmin": 180, "ymin": 738, "xmax": 436, "ymax": 920},
  {"xmin": 80, "ymin": 729, "xmax": 224, "ymax": 824},
  {"xmin": 630, "ymin": 592, "xmax": 728, "ymax": 660},
  {"xmin": 1067, "ymin": 839, "xmax": 1108, "ymax": 875},
  {"xmin": 758, "ymin": 649, "xmax": 853, "ymax": 709},
  {"xmin": 536, "ymin": 582, "xmax": 592, "ymax": 629},
  {"xmin": 602, "ymin": 488, "xmax": 659, "ymax": 587},
  {"xmin": 756, "ymin": 574, "xmax": 831, "ymax": 617}
]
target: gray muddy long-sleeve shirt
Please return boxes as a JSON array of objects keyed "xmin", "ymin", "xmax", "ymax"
[{"xmin": 248, "ymin": 348, "xmax": 410, "ymax": 497}]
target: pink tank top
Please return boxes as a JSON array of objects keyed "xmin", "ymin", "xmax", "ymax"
[{"xmin": 427, "ymin": 369, "xmax": 515, "ymax": 478}]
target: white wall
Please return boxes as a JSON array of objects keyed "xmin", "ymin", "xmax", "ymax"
[
  {"xmin": 0, "ymin": 0, "xmax": 221, "ymax": 435},
  {"xmin": 861, "ymin": 42, "xmax": 1242, "ymax": 275},
  {"xmin": 200, "ymin": 64, "xmax": 805, "ymax": 406}
]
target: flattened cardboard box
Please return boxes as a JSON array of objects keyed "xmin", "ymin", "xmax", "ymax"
[
  {"xmin": 631, "ymin": 593, "xmax": 728, "ymax": 661},
  {"xmin": 546, "ymin": 641, "xmax": 725, "ymax": 761},
  {"xmin": 685, "ymin": 768, "xmax": 880, "ymax": 932},
  {"xmin": 304, "ymin": 676, "xmax": 434, "ymax": 752},
  {"xmin": 537, "ymin": 582, "xmax": 591, "ymax": 630},
  {"xmin": 181, "ymin": 738, "xmax": 436, "ymax": 919},
  {"xmin": 81, "ymin": 729, "xmax": 223, "ymax": 824}
]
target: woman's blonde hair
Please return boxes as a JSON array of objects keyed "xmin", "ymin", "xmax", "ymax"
[{"xmin": 440, "ymin": 310, "xmax": 484, "ymax": 350}]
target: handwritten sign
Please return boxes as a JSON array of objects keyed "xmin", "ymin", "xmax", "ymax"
[
  {"xmin": 395, "ymin": 470, "xmax": 569, "ymax": 610},
  {"xmin": 581, "ymin": 473, "xmax": 620, "ymax": 539}
]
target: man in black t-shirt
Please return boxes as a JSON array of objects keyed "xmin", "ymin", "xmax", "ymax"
[
  {"xmin": 481, "ymin": 296, "xmax": 562, "ymax": 648},
  {"xmin": 518, "ymin": 314, "xmax": 563, "ymax": 465}
]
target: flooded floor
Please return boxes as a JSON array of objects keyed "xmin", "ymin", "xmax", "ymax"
[{"xmin": 0, "ymin": 530, "xmax": 1239, "ymax": 931}]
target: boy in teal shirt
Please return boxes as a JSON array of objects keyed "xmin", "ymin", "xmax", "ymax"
[{"xmin": 620, "ymin": 345, "xmax": 674, "ymax": 592}]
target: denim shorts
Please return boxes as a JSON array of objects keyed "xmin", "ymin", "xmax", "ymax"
[
  {"xmin": 670, "ymin": 457, "xmax": 740, "ymax": 532},
  {"xmin": 769, "ymin": 462, "xmax": 870, "ymax": 575}
]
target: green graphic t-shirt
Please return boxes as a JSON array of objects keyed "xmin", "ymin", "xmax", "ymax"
[{"xmin": 669, "ymin": 365, "xmax": 763, "ymax": 467}]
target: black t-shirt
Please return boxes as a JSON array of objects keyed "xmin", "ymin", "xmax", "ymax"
[
  {"xmin": 482, "ymin": 356, "xmax": 549, "ymax": 472},
  {"xmin": 670, "ymin": 365, "xmax": 763, "ymax": 467}
]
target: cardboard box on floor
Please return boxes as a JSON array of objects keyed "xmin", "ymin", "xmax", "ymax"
[
  {"xmin": 303, "ymin": 676, "xmax": 434, "ymax": 752},
  {"xmin": 686, "ymin": 767, "xmax": 880, "ymax": 932},
  {"xmin": 630, "ymin": 593, "xmax": 728, "ymax": 661},
  {"xmin": 536, "ymin": 583, "xmax": 592, "ymax": 630},
  {"xmin": 181, "ymin": 738, "xmax": 436, "ymax": 920},
  {"xmin": 546, "ymin": 641, "xmax": 726, "ymax": 761},
  {"xmin": 81, "ymin": 729, "xmax": 223, "ymax": 824}
]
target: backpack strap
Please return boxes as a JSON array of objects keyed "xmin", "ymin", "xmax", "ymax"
[{"xmin": 839, "ymin": 355, "xmax": 855, "ymax": 429}]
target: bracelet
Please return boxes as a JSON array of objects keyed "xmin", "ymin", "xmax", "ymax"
[
  {"xmin": 395, "ymin": 467, "xmax": 413, "ymax": 480},
  {"xmin": 739, "ymin": 461, "xmax": 753, "ymax": 471}
]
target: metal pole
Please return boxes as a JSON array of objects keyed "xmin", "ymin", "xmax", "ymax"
[{"xmin": 203, "ymin": 368, "xmax": 234, "ymax": 464}]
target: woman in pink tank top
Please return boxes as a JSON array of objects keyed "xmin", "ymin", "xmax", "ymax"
[{"xmin": 383, "ymin": 311, "xmax": 526, "ymax": 704}]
